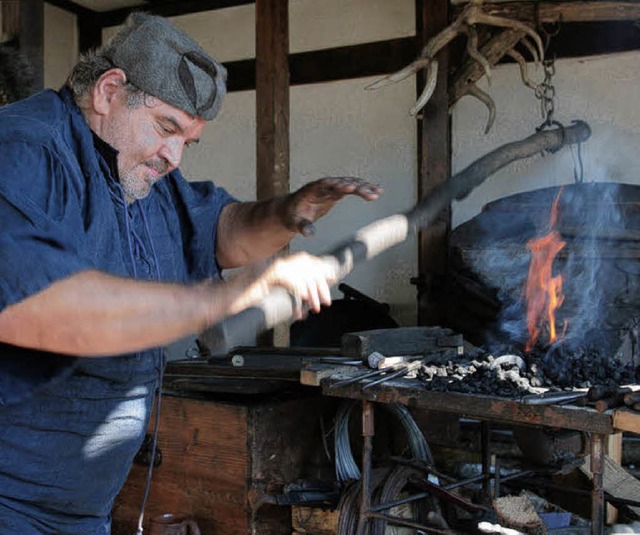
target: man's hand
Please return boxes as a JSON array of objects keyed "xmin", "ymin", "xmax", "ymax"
[
  {"xmin": 228, "ymin": 252, "xmax": 340, "ymax": 319},
  {"xmin": 283, "ymin": 177, "xmax": 383, "ymax": 237}
]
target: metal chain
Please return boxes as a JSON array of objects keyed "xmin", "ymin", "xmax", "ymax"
[
  {"xmin": 535, "ymin": 58, "xmax": 557, "ymax": 128},
  {"xmin": 534, "ymin": 19, "xmax": 562, "ymax": 132},
  {"xmin": 533, "ymin": 25, "xmax": 585, "ymax": 183}
]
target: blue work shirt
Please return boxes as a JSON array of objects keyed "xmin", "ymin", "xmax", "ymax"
[{"xmin": 0, "ymin": 88, "xmax": 235, "ymax": 534}]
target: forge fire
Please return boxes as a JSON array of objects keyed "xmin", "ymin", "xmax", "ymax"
[{"xmin": 430, "ymin": 182, "xmax": 640, "ymax": 397}]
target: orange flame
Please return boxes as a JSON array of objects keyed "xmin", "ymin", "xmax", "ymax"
[{"xmin": 524, "ymin": 190, "xmax": 567, "ymax": 352}]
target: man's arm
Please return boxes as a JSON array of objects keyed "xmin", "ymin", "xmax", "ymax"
[
  {"xmin": 0, "ymin": 253, "xmax": 336, "ymax": 357},
  {"xmin": 216, "ymin": 177, "xmax": 382, "ymax": 268}
]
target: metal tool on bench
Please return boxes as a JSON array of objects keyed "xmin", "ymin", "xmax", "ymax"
[
  {"xmin": 328, "ymin": 326, "xmax": 464, "ymax": 390},
  {"xmin": 329, "ymin": 356, "xmax": 423, "ymax": 390}
]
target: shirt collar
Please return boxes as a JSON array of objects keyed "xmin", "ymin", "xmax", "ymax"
[{"xmin": 91, "ymin": 131, "xmax": 120, "ymax": 181}]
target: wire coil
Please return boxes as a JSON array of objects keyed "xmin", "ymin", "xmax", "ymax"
[{"xmin": 334, "ymin": 400, "xmax": 433, "ymax": 483}]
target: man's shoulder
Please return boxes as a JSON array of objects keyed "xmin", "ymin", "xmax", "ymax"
[{"xmin": 0, "ymin": 89, "xmax": 73, "ymax": 146}]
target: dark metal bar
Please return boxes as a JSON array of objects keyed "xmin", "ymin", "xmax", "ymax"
[
  {"xmin": 368, "ymin": 512, "xmax": 450, "ymax": 534},
  {"xmin": 590, "ymin": 434, "xmax": 606, "ymax": 535},
  {"xmin": 369, "ymin": 491, "xmax": 431, "ymax": 513},
  {"xmin": 329, "ymin": 368, "xmax": 387, "ymax": 389}
]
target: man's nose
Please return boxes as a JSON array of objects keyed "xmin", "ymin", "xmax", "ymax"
[{"xmin": 159, "ymin": 139, "xmax": 183, "ymax": 169}]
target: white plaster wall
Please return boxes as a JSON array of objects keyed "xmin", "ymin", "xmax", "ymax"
[
  {"xmin": 289, "ymin": 0, "xmax": 415, "ymax": 52},
  {"xmin": 44, "ymin": 3, "xmax": 77, "ymax": 90},
  {"xmin": 289, "ymin": 78, "xmax": 417, "ymax": 325},
  {"xmin": 451, "ymin": 51, "xmax": 640, "ymax": 229}
]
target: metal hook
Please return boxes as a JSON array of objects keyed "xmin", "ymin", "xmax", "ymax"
[{"xmin": 535, "ymin": 6, "xmax": 563, "ymax": 54}]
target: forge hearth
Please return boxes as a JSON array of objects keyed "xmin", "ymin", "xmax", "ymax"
[{"xmin": 435, "ymin": 182, "xmax": 640, "ymax": 391}]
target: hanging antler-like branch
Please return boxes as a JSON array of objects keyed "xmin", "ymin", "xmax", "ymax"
[{"xmin": 367, "ymin": 0, "xmax": 545, "ymax": 133}]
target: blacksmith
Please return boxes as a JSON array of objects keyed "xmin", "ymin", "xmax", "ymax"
[{"xmin": 0, "ymin": 12, "xmax": 381, "ymax": 534}]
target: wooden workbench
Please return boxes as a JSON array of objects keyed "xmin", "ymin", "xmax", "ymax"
[
  {"xmin": 302, "ymin": 363, "xmax": 640, "ymax": 434},
  {"xmin": 302, "ymin": 362, "xmax": 640, "ymax": 534}
]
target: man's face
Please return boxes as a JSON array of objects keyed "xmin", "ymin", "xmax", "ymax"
[{"xmin": 100, "ymin": 89, "xmax": 206, "ymax": 202}]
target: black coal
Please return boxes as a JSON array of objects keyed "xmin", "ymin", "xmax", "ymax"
[{"xmin": 417, "ymin": 336, "xmax": 639, "ymax": 398}]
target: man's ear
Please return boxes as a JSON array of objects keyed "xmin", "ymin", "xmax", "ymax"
[{"xmin": 92, "ymin": 68, "xmax": 127, "ymax": 116}]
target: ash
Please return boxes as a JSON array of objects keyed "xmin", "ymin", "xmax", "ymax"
[{"xmin": 417, "ymin": 339, "xmax": 640, "ymax": 398}]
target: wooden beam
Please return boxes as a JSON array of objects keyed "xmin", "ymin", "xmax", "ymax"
[
  {"xmin": 255, "ymin": 0, "xmax": 289, "ymax": 201},
  {"xmin": 99, "ymin": 0, "xmax": 255, "ymax": 28},
  {"xmin": 416, "ymin": 0, "xmax": 451, "ymax": 326},
  {"xmin": 44, "ymin": 0, "xmax": 94, "ymax": 18},
  {"xmin": 78, "ymin": 10, "xmax": 103, "ymax": 53},
  {"xmin": 1, "ymin": 0, "xmax": 20, "ymax": 38},
  {"xmin": 452, "ymin": 1, "xmax": 640, "ymax": 23},
  {"xmin": 546, "ymin": 20, "xmax": 640, "ymax": 59},
  {"xmin": 255, "ymin": 0, "xmax": 289, "ymax": 347},
  {"xmin": 225, "ymin": 37, "xmax": 417, "ymax": 92},
  {"xmin": 19, "ymin": 0, "xmax": 43, "ymax": 91}
]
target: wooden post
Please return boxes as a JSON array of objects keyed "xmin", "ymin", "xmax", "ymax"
[
  {"xmin": 18, "ymin": 0, "xmax": 43, "ymax": 91},
  {"xmin": 78, "ymin": 11, "xmax": 103, "ymax": 54},
  {"xmin": 255, "ymin": 0, "xmax": 290, "ymax": 347},
  {"xmin": 415, "ymin": 0, "xmax": 451, "ymax": 326},
  {"xmin": 1, "ymin": 0, "xmax": 20, "ymax": 39}
]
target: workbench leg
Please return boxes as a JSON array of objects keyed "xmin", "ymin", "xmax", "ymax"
[
  {"xmin": 590, "ymin": 433, "xmax": 605, "ymax": 535},
  {"xmin": 481, "ymin": 421, "xmax": 492, "ymax": 503},
  {"xmin": 356, "ymin": 400, "xmax": 375, "ymax": 535}
]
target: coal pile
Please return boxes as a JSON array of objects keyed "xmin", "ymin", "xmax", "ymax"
[{"xmin": 417, "ymin": 336, "xmax": 640, "ymax": 398}]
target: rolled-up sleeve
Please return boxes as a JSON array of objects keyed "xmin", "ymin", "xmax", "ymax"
[
  {"xmin": 161, "ymin": 170, "xmax": 237, "ymax": 281},
  {"xmin": 0, "ymin": 140, "xmax": 92, "ymax": 310}
]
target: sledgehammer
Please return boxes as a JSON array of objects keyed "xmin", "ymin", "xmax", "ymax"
[{"xmin": 200, "ymin": 121, "xmax": 591, "ymax": 356}]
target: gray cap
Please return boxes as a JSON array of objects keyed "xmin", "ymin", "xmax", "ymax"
[{"xmin": 102, "ymin": 12, "xmax": 227, "ymax": 121}]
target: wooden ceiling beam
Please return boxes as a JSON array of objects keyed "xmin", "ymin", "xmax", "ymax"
[
  {"xmin": 99, "ymin": 0, "xmax": 254, "ymax": 28},
  {"xmin": 44, "ymin": 0, "xmax": 95, "ymax": 18},
  {"xmin": 225, "ymin": 37, "xmax": 417, "ymax": 92},
  {"xmin": 452, "ymin": 1, "xmax": 640, "ymax": 23}
]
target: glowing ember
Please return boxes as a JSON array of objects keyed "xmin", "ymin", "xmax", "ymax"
[{"xmin": 524, "ymin": 190, "xmax": 567, "ymax": 352}]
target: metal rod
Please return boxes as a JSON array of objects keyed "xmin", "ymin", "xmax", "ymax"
[
  {"xmin": 330, "ymin": 368, "xmax": 386, "ymax": 389},
  {"xmin": 369, "ymin": 491, "xmax": 431, "ymax": 513},
  {"xmin": 368, "ymin": 512, "xmax": 450, "ymax": 534}
]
